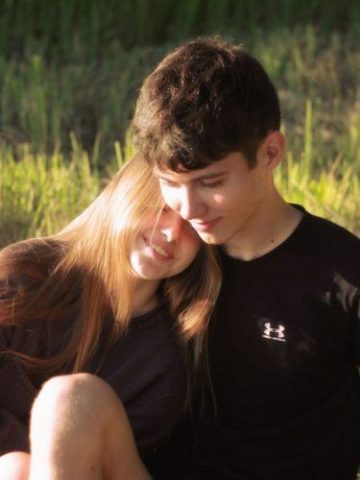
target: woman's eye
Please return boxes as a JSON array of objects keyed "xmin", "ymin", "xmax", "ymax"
[
  {"xmin": 160, "ymin": 178, "xmax": 178, "ymax": 188},
  {"xmin": 202, "ymin": 180, "xmax": 223, "ymax": 188}
]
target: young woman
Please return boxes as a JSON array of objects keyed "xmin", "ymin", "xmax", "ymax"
[{"xmin": 0, "ymin": 155, "xmax": 221, "ymax": 479}]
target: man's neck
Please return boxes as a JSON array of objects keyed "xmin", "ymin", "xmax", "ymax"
[{"xmin": 224, "ymin": 193, "xmax": 303, "ymax": 261}]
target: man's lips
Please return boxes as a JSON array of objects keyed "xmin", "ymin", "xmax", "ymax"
[{"xmin": 190, "ymin": 217, "xmax": 221, "ymax": 232}]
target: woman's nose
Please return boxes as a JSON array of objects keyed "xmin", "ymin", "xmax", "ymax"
[{"xmin": 159, "ymin": 210, "xmax": 183, "ymax": 242}]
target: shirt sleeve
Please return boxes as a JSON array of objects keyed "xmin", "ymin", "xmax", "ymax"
[
  {"xmin": 0, "ymin": 274, "xmax": 43, "ymax": 454},
  {"xmin": 0, "ymin": 270, "xmax": 77, "ymax": 455},
  {"xmin": 0, "ymin": 325, "xmax": 38, "ymax": 454},
  {"xmin": 0, "ymin": 409, "xmax": 30, "ymax": 454},
  {"xmin": 355, "ymin": 296, "xmax": 360, "ymax": 368}
]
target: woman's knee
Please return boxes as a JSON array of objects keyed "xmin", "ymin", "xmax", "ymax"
[
  {"xmin": 33, "ymin": 373, "xmax": 116, "ymax": 415},
  {"xmin": 29, "ymin": 374, "xmax": 136, "ymax": 478},
  {"xmin": 31, "ymin": 373, "xmax": 124, "ymax": 441},
  {"xmin": 0, "ymin": 451, "xmax": 30, "ymax": 480}
]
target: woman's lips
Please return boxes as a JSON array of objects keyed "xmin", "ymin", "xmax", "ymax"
[{"xmin": 143, "ymin": 236, "xmax": 173, "ymax": 260}]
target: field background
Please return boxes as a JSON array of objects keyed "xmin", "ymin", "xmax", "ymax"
[{"xmin": 0, "ymin": 0, "xmax": 359, "ymax": 246}]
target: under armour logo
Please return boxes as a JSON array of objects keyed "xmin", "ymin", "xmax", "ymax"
[{"xmin": 262, "ymin": 322, "xmax": 286, "ymax": 342}]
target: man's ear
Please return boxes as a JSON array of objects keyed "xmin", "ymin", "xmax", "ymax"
[{"xmin": 259, "ymin": 131, "xmax": 286, "ymax": 170}]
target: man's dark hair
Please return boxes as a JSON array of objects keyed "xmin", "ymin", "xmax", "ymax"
[{"xmin": 131, "ymin": 36, "xmax": 281, "ymax": 171}]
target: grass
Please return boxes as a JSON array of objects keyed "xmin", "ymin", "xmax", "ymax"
[
  {"xmin": 0, "ymin": 5, "xmax": 359, "ymax": 475},
  {"xmin": 275, "ymin": 100, "xmax": 360, "ymax": 234},
  {"xmin": 0, "ymin": 0, "xmax": 358, "ymax": 57},
  {"xmin": 0, "ymin": 101, "xmax": 358, "ymax": 248},
  {"xmin": 0, "ymin": 27, "xmax": 358, "ymax": 164},
  {"xmin": 0, "ymin": 141, "xmax": 100, "ymax": 245},
  {"xmin": 0, "ymin": 2, "xmax": 359, "ymax": 243}
]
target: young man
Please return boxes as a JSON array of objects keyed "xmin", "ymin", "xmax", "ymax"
[{"xmin": 132, "ymin": 37, "xmax": 360, "ymax": 479}]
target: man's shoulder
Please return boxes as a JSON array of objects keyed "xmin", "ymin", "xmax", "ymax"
[
  {"xmin": 304, "ymin": 210, "xmax": 359, "ymax": 253},
  {"xmin": 302, "ymin": 211, "xmax": 360, "ymax": 288}
]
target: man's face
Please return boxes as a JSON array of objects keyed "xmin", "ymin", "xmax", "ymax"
[{"xmin": 155, "ymin": 149, "xmax": 276, "ymax": 247}]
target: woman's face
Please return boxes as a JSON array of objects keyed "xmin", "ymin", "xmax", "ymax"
[{"xmin": 130, "ymin": 207, "xmax": 201, "ymax": 281}]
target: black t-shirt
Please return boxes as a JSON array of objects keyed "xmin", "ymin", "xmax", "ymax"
[
  {"xmin": 153, "ymin": 209, "xmax": 360, "ymax": 479},
  {"xmin": 0, "ymin": 302, "xmax": 187, "ymax": 461}
]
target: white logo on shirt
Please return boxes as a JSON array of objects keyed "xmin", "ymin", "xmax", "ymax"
[{"xmin": 262, "ymin": 322, "xmax": 286, "ymax": 342}]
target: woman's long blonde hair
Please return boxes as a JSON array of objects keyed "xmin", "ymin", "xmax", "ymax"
[{"xmin": 0, "ymin": 155, "xmax": 221, "ymax": 373}]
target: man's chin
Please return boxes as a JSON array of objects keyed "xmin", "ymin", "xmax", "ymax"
[{"xmin": 197, "ymin": 231, "xmax": 224, "ymax": 245}]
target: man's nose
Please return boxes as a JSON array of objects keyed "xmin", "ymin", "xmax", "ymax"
[{"xmin": 177, "ymin": 187, "xmax": 203, "ymax": 221}]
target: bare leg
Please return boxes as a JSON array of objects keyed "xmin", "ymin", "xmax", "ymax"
[
  {"xmin": 0, "ymin": 451, "xmax": 30, "ymax": 480},
  {"xmin": 28, "ymin": 373, "xmax": 151, "ymax": 480}
]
